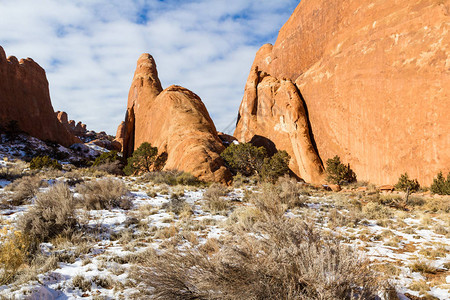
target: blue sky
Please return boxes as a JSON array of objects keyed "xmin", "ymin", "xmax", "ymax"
[{"xmin": 0, "ymin": 0, "xmax": 299, "ymax": 135}]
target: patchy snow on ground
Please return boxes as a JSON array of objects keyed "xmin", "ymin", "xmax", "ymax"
[{"xmin": 0, "ymin": 174, "xmax": 448, "ymax": 299}]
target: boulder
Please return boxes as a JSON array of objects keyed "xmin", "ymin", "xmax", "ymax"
[
  {"xmin": 235, "ymin": 0, "xmax": 450, "ymax": 186},
  {"xmin": 0, "ymin": 46, "xmax": 80, "ymax": 147},
  {"xmin": 118, "ymin": 54, "xmax": 231, "ymax": 184}
]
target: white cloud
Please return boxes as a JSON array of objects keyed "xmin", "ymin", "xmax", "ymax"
[{"xmin": 0, "ymin": 0, "xmax": 299, "ymax": 134}]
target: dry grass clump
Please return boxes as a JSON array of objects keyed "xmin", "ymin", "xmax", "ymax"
[
  {"xmin": 0, "ymin": 223, "xmax": 32, "ymax": 284},
  {"xmin": 423, "ymin": 197, "xmax": 450, "ymax": 213},
  {"xmin": 276, "ymin": 175, "xmax": 309, "ymax": 208},
  {"xmin": 72, "ymin": 274, "xmax": 92, "ymax": 292},
  {"xmin": 250, "ymin": 184, "xmax": 286, "ymax": 218},
  {"xmin": 203, "ymin": 183, "xmax": 231, "ymax": 215},
  {"xmin": 142, "ymin": 170, "xmax": 202, "ymax": 186},
  {"xmin": 76, "ymin": 178, "xmax": 132, "ymax": 210},
  {"xmin": 227, "ymin": 206, "xmax": 264, "ymax": 231},
  {"xmin": 4, "ymin": 175, "xmax": 42, "ymax": 206},
  {"xmin": 18, "ymin": 183, "xmax": 78, "ymax": 243},
  {"xmin": 0, "ymin": 161, "xmax": 28, "ymax": 181},
  {"xmin": 409, "ymin": 260, "xmax": 438, "ymax": 274},
  {"xmin": 361, "ymin": 202, "xmax": 393, "ymax": 220},
  {"xmin": 133, "ymin": 218, "xmax": 383, "ymax": 299},
  {"xmin": 162, "ymin": 194, "xmax": 192, "ymax": 216}
]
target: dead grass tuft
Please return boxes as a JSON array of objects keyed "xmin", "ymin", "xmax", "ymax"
[
  {"xmin": 76, "ymin": 178, "xmax": 132, "ymax": 210},
  {"xmin": 132, "ymin": 218, "xmax": 383, "ymax": 299}
]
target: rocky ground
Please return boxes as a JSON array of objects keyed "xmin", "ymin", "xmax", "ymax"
[{"xmin": 0, "ymin": 157, "xmax": 448, "ymax": 300}]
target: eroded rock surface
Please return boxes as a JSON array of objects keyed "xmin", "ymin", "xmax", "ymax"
[
  {"xmin": 235, "ymin": 0, "xmax": 450, "ymax": 185},
  {"xmin": 118, "ymin": 54, "xmax": 231, "ymax": 183},
  {"xmin": 0, "ymin": 46, "xmax": 80, "ymax": 147}
]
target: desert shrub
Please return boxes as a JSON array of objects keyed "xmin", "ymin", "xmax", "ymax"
[
  {"xmin": 4, "ymin": 175, "xmax": 42, "ymax": 206},
  {"xmin": 133, "ymin": 218, "xmax": 382, "ymax": 299},
  {"xmin": 92, "ymin": 151, "xmax": 123, "ymax": 175},
  {"xmin": 29, "ymin": 155, "xmax": 62, "ymax": 170},
  {"xmin": 221, "ymin": 143, "xmax": 267, "ymax": 176},
  {"xmin": 202, "ymin": 183, "xmax": 230, "ymax": 214},
  {"xmin": 0, "ymin": 162, "xmax": 27, "ymax": 181},
  {"xmin": 276, "ymin": 175, "xmax": 308, "ymax": 208},
  {"xmin": 142, "ymin": 170, "xmax": 202, "ymax": 186},
  {"xmin": 260, "ymin": 150, "xmax": 291, "ymax": 183},
  {"xmin": 72, "ymin": 275, "xmax": 92, "ymax": 292},
  {"xmin": 18, "ymin": 183, "xmax": 78, "ymax": 243},
  {"xmin": 362, "ymin": 202, "xmax": 393, "ymax": 220},
  {"xmin": 92, "ymin": 151, "xmax": 120, "ymax": 166},
  {"xmin": 124, "ymin": 142, "xmax": 158, "ymax": 175},
  {"xmin": 93, "ymin": 160, "xmax": 123, "ymax": 175},
  {"xmin": 326, "ymin": 155, "xmax": 357, "ymax": 185},
  {"xmin": 0, "ymin": 224, "xmax": 31, "ymax": 285},
  {"xmin": 395, "ymin": 173, "xmax": 420, "ymax": 192},
  {"xmin": 250, "ymin": 184, "xmax": 286, "ymax": 218},
  {"xmin": 76, "ymin": 178, "xmax": 132, "ymax": 210},
  {"xmin": 163, "ymin": 194, "xmax": 190, "ymax": 215},
  {"xmin": 430, "ymin": 171, "xmax": 450, "ymax": 195}
]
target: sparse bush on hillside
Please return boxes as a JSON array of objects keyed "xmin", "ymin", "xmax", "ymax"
[
  {"xmin": 261, "ymin": 150, "xmax": 291, "ymax": 183},
  {"xmin": 430, "ymin": 171, "xmax": 450, "ymax": 195},
  {"xmin": 325, "ymin": 155, "xmax": 357, "ymax": 185},
  {"xmin": 133, "ymin": 218, "xmax": 382, "ymax": 299},
  {"xmin": 76, "ymin": 178, "xmax": 132, "ymax": 210},
  {"xmin": 142, "ymin": 170, "xmax": 202, "ymax": 186},
  {"xmin": 221, "ymin": 143, "xmax": 291, "ymax": 182},
  {"xmin": 92, "ymin": 151, "xmax": 124, "ymax": 175},
  {"xmin": 4, "ymin": 175, "xmax": 42, "ymax": 206},
  {"xmin": 29, "ymin": 155, "xmax": 62, "ymax": 170},
  {"xmin": 221, "ymin": 143, "xmax": 267, "ymax": 176},
  {"xmin": 0, "ymin": 223, "xmax": 31, "ymax": 285},
  {"xmin": 123, "ymin": 142, "xmax": 159, "ymax": 175},
  {"xmin": 18, "ymin": 183, "xmax": 78, "ymax": 243},
  {"xmin": 202, "ymin": 183, "xmax": 230, "ymax": 214},
  {"xmin": 394, "ymin": 173, "xmax": 420, "ymax": 192}
]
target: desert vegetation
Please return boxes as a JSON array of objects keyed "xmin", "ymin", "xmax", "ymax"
[{"xmin": 0, "ymin": 151, "xmax": 448, "ymax": 299}]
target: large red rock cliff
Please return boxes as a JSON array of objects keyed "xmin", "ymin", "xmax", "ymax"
[
  {"xmin": 119, "ymin": 54, "xmax": 231, "ymax": 183},
  {"xmin": 0, "ymin": 46, "xmax": 80, "ymax": 147},
  {"xmin": 235, "ymin": 0, "xmax": 450, "ymax": 185}
]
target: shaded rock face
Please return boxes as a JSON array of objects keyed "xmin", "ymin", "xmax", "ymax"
[
  {"xmin": 235, "ymin": 0, "xmax": 450, "ymax": 185},
  {"xmin": 0, "ymin": 46, "xmax": 79, "ymax": 147},
  {"xmin": 119, "ymin": 54, "xmax": 231, "ymax": 183}
]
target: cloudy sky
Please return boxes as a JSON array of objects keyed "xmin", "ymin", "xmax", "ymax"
[{"xmin": 0, "ymin": 0, "xmax": 299, "ymax": 135}]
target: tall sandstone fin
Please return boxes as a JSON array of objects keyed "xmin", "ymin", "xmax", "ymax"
[
  {"xmin": 0, "ymin": 46, "xmax": 80, "ymax": 147},
  {"xmin": 118, "ymin": 54, "xmax": 231, "ymax": 184},
  {"xmin": 235, "ymin": 0, "xmax": 450, "ymax": 185}
]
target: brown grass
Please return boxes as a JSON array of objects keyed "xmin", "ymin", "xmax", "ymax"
[
  {"xmin": 4, "ymin": 175, "xmax": 42, "ymax": 206},
  {"xmin": 76, "ymin": 178, "xmax": 132, "ymax": 210},
  {"xmin": 132, "ymin": 218, "xmax": 383, "ymax": 299},
  {"xmin": 18, "ymin": 183, "xmax": 78, "ymax": 243}
]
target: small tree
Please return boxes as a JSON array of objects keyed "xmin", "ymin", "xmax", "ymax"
[
  {"xmin": 325, "ymin": 155, "xmax": 356, "ymax": 185},
  {"xmin": 29, "ymin": 156, "xmax": 62, "ymax": 170},
  {"xmin": 395, "ymin": 173, "xmax": 420, "ymax": 192},
  {"xmin": 221, "ymin": 143, "xmax": 267, "ymax": 176},
  {"xmin": 261, "ymin": 150, "xmax": 291, "ymax": 183},
  {"xmin": 124, "ymin": 142, "xmax": 158, "ymax": 175},
  {"xmin": 92, "ymin": 151, "xmax": 121, "ymax": 166},
  {"xmin": 430, "ymin": 172, "xmax": 450, "ymax": 195}
]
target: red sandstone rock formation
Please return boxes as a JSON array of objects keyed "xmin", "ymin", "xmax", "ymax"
[
  {"xmin": 113, "ymin": 121, "xmax": 126, "ymax": 152},
  {"xmin": 118, "ymin": 54, "xmax": 231, "ymax": 183},
  {"xmin": 55, "ymin": 111, "xmax": 88, "ymax": 137},
  {"xmin": 235, "ymin": 0, "xmax": 450, "ymax": 185},
  {"xmin": 0, "ymin": 46, "xmax": 80, "ymax": 147}
]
